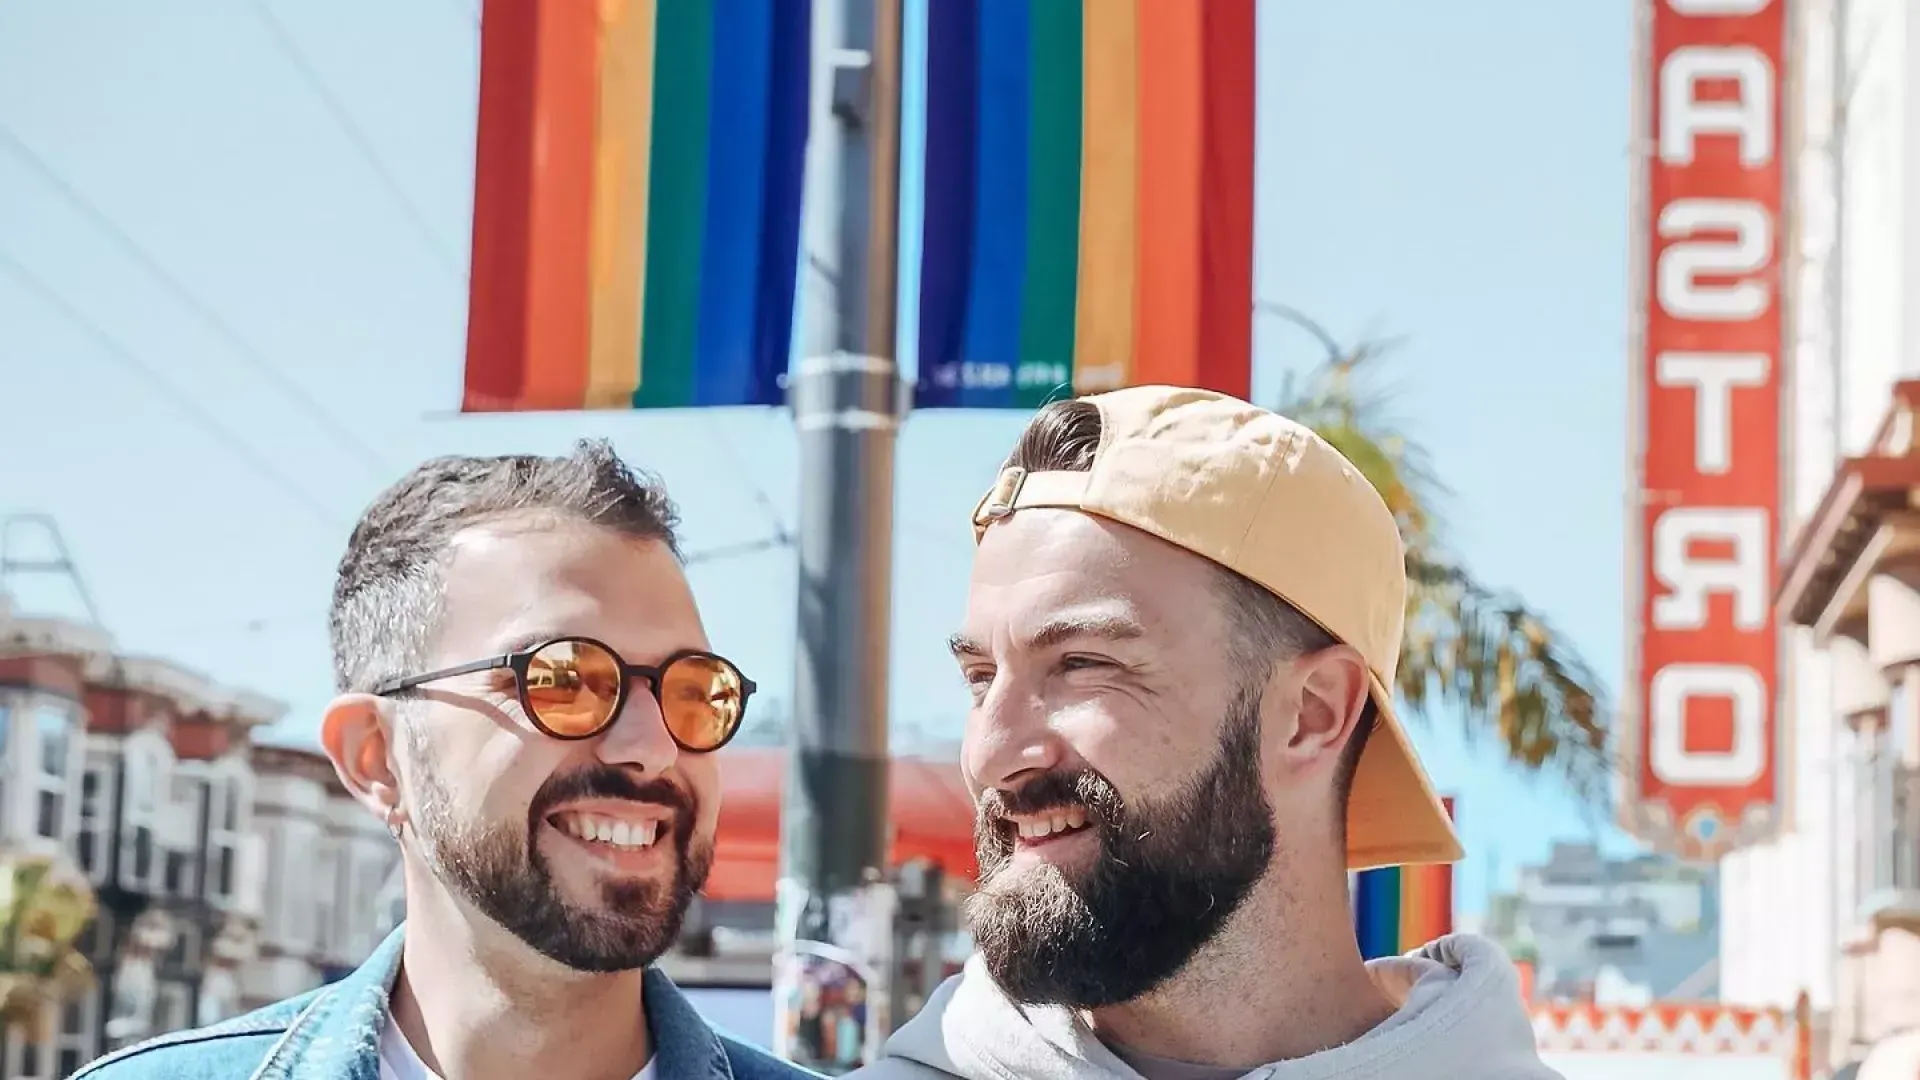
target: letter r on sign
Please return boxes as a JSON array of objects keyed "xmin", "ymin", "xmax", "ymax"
[{"xmin": 1652, "ymin": 508, "xmax": 1769, "ymax": 631}]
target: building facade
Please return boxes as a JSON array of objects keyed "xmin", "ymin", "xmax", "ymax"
[
  {"xmin": 242, "ymin": 742, "xmax": 399, "ymax": 1011},
  {"xmin": 1485, "ymin": 842, "xmax": 1720, "ymax": 1005},
  {"xmin": 0, "ymin": 600, "xmax": 397, "ymax": 1079},
  {"xmin": 1715, "ymin": 0, "xmax": 1920, "ymax": 1075}
]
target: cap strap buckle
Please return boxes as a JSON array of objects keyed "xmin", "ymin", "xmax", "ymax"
[{"xmin": 973, "ymin": 467, "xmax": 1028, "ymax": 531}]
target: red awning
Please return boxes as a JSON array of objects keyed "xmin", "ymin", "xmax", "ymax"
[{"xmin": 705, "ymin": 750, "xmax": 978, "ymax": 902}]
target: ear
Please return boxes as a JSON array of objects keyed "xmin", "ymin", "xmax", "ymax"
[
  {"xmin": 1270, "ymin": 644, "xmax": 1371, "ymax": 777},
  {"xmin": 320, "ymin": 693, "xmax": 404, "ymax": 830}
]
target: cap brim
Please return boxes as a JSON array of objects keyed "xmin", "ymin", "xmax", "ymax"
[{"xmin": 1344, "ymin": 670, "xmax": 1464, "ymax": 870}]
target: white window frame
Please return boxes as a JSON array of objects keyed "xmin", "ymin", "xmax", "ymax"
[
  {"xmin": 196, "ymin": 969, "xmax": 237, "ymax": 1028},
  {"xmin": 315, "ymin": 836, "xmax": 341, "ymax": 957},
  {"xmin": 355, "ymin": 841, "xmax": 400, "ymax": 957},
  {"xmin": 4, "ymin": 1020, "xmax": 51, "ymax": 1079},
  {"xmin": 279, "ymin": 827, "xmax": 317, "ymax": 949},
  {"xmin": 119, "ymin": 734, "xmax": 172, "ymax": 893},
  {"xmin": 28, "ymin": 698, "xmax": 81, "ymax": 847},
  {"xmin": 0, "ymin": 692, "xmax": 15, "ymax": 839},
  {"xmin": 207, "ymin": 760, "xmax": 252, "ymax": 910},
  {"xmin": 53, "ymin": 983, "xmax": 101, "ymax": 1079},
  {"xmin": 77, "ymin": 748, "xmax": 116, "ymax": 886},
  {"xmin": 153, "ymin": 982, "xmax": 191, "ymax": 1035},
  {"xmin": 163, "ymin": 766, "xmax": 206, "ymax": 900}
]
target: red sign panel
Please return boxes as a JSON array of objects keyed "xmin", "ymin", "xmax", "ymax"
[{"xmin": 1623, "ymin": 0, "xmax": 1786, "ymax": 860}]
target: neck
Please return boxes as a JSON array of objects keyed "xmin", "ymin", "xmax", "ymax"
[
  {"xmin": 1085, "ymin": 857, "xmax": 1394, "ymax": 1068},
  {"xmin": 390, "ymin": 873, "xmax": 652, "ymax": 1080}
]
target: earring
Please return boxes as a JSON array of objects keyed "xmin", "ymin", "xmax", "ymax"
[{"xmin": 385, "ymin": 805, "xmax": 405, "ymax": 841}]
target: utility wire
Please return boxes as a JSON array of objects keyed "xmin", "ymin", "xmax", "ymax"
[
  {"xmin": 0, "ymin": 246, "xmax": 348, "ymax": 531},
  {"xmin": 0, "ymin": 122, "xmax": 393, "ymax": 480},
  {"xmin": 247, "ymin": 0, "xmax": 467, "ymax": 280},
  {"xmin": 247, "ymin": 10, "xmax": 803, "ymax": 566},
  {"xmin": 249, "ymin": 9, "xmax": 797, "ymax": 571},
  {"xmin": 702, "ymin": 417, "xmax": 796, "ymax": 547}
]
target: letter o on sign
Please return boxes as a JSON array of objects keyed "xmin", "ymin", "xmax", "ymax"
[{"xmin": 1649, "ymin": 663, "xmax": 1767, "ymax": 786}]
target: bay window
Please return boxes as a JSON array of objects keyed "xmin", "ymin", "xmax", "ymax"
[
  {"xmin": 207, "ymin": 765, "xmax": 251, "ymax": 908},
  {"xmin": 31, "ymin": 701, "xmax": 77, "ymax": 843},
  {"xmin": 120, "ymin": 737, "xmax": 168, "ymax": 892}
]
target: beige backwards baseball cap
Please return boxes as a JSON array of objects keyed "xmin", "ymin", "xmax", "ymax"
[{"xmin": 970, "ymin": 385, "xmax": 1463, "ymax": 870}]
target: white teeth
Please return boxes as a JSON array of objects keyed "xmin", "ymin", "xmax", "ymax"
[
  {"xmin": 1014, "ymin": 811, "xmax": 1089, "ymax": 840},
  {"xmin": 557, "ymin": 813, "xmax": 660, "ymax": 850}
]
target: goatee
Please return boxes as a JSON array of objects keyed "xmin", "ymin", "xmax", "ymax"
[{"xmin": 408, "ymin": 743, "xmax": 711, "ymax": 972}]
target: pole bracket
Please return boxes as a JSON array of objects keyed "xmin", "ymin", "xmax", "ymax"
[{"xmin": 830, "ymin": 47, "xmax": 873, "ymax": 128}]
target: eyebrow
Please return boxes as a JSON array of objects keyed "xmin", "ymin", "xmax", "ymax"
[
  {"xmin": 492, "ymin": 631, "xmax": 562, "ymax": 655},
  {"xmin": 948, "ymin": 612, "xmax": 1147, "ymax": 659}
]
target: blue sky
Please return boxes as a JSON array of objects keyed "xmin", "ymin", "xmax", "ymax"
[{"xmin": 0, "ymin": 1, "xmax": 1637, "ymax": 916}]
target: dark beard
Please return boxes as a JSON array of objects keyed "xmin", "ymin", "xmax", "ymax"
[
  {"xmin": 409, "ymin": 750, "xmax": 712, "ymax": 972},
  {"xmin": 965, "ymin": 685, "xmax": 1275, "ymax": 1008}
]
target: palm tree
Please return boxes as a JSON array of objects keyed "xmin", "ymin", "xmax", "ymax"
[
  {"xmin": 0, "ymin": 849, "xmax": 97, "ymax": 1040},
  {"xmin": 1273, "ymin": 335, "xmax": 1613, "ymax": 804}
]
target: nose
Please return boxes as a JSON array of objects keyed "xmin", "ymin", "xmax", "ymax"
[
  {"xmin": 594, "ymin": 680, "xmax": 681, "ymax": 774},
  {"xmin": 962, "ymin": 673, "xmax": 1065, "ymax": 795}
]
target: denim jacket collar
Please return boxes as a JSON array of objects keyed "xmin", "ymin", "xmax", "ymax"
[{"xmin": 251, "ymin": 922, "xmax": 735, "ymax": 1080}]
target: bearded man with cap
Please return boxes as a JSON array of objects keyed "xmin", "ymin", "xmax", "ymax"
[{"xmin": 856, "ymin": 387, "xmax": 1559, "ymax": 1080}]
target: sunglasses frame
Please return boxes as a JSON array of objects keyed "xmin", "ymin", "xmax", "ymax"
[{"xmin": 372, "ymin": 635, "xmax": 757, "ymax": 752}]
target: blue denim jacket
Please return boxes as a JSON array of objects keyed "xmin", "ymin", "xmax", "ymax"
[{"xmin": 72, "ymin": 924, "xmax": 818, "ymax": 1080}]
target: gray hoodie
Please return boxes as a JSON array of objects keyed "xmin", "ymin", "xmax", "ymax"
[{"xmin": 853, "ymin": 935, "xmax": 1562, "ymax": 1080}]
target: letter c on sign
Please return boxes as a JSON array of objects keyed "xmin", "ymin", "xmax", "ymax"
[{"xmin": 1650, "ymin": 664, "xmax": 1767, "ymax": 786}]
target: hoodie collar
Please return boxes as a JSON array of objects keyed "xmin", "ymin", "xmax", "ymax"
[{"xmin": 877, "ymin": 934, "xmax": 1556, "ymax": 1080}]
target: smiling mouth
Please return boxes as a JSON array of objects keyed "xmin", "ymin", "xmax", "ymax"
[
  {"xmin": 1006, "ymin": 806, "xmax": 1093, "ymax": 846},
  {"xmin": 549, "ymin": 811, "xmax": 666, "ymax": 852}
]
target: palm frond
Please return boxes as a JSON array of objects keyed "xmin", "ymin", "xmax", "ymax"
[
  {"xmin": 1399, "ymin": 553, "xmax": 1616, "ymax": 805},
  {"xmin": 1281, "ymin": 340, "xmax": 1617, "ymax": 805}
]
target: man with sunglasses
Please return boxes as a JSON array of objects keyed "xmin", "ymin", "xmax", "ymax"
[
  {"xmin": 77, "ymin": 441, "xmax": 815, "ymax": 1080},
  {"xmin": 857, "ymin": 388, "xmax": 1558, "ymax": 1080}
]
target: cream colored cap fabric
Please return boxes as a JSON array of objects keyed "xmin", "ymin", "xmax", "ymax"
[{"xmin": 971, "ymin": 385, "xmax": 1463, "ymax": 869}]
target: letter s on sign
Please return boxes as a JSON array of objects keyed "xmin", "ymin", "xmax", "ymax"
[{"xmin": 1657, "ymin": 200, "xmax": 1773, "ymax": 321}]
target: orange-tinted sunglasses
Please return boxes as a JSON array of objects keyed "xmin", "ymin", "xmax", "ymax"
[{"xmin": 374, "ymin": 636, "xmax": 755, "ymax": 752}]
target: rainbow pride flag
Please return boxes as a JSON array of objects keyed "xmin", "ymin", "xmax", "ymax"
[
  {"xmin": 912, "ymin": 0, "xmax": 1257, "ymax": 409},
  {"xmin": 1353, "ymin": 797, "xmax": 1457, "ymax": 959},
  {"xmin": 462, "ymin": 0, "xmax": 810, "ymax": 412}
]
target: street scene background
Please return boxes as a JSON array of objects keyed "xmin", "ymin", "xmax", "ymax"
[{"xmin": 0, "ymin": 2, "xmax": 1896, "ymax": 1079}]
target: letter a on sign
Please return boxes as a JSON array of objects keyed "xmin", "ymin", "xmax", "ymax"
[{"xmin": 1623, "ymin": 0, "xmax": 1785, "ymax": 860}]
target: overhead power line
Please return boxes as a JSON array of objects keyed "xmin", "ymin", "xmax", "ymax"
[
  {"xmin": 0, "ymin": 122, "xmax": 393, "ymax": 480},
  {"xmin": 0, "ymin": 245, "xmax": 349, "ymax": 530},
  {"xmin": 243, "ymin": 11, "xmax": 802, "ymax": 559},
  {"xmin": 247, "ymin": 0, "xmax": 467, "ymax": 279}
]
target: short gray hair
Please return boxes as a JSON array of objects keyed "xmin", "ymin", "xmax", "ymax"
[{"xmin": 328, "ymin": 439, "xmax": 681, "ymax": 694}]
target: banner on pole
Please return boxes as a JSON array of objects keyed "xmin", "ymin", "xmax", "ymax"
[
  {"xmin": 910, "ymin": 0, "xmax": 1256, "ymax": 409},
  {"xmin": 462, "ymin": 0, "xmax": 811, "ymax": 413},
  {"xmin": 1352, "ymin": 797, "xmax": 1455, "ymax": 958},
  {"xmin": 1621, "ymin": 0, "xmax": 1787, "ymax": 859}
]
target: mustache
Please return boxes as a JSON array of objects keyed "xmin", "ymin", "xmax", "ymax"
[
  {"xmin": 530, "ymin": 767, "xmax": 693, "ymax": 821},
  {"xmin": 977, "ymin": 769, "xmax": 1125, "ymax": 830}
]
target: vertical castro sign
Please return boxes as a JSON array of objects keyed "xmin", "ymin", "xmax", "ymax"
[{"xmin": 1625, "ymin": 0, "xmax": 1787, "ymax": 859}]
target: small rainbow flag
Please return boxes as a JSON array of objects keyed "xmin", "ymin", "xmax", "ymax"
[
  {"xmin": 463, "ymin": 0, "xmax": 811, "ymax": 413},
  {"xmin": 911, "ymin": 0, "xmax": 1256, "ymax": 409},
  {"xmin": 1353, "ymin": 797, "xmax": 1457, "ymax": 959}
]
